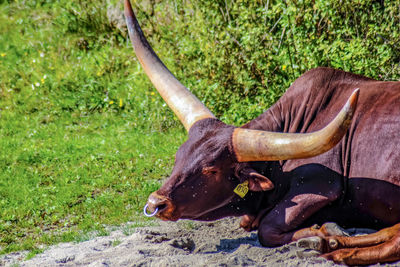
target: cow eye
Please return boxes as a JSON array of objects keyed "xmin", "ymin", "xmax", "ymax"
[{"xmin": 202, "ymin": 166, "xmax": 218, "ymax": 175}]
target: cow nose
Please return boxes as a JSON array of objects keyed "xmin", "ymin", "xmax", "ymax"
[{"xmin": 146, "ymin": 192, "xmax": 169, "ymax": 215}]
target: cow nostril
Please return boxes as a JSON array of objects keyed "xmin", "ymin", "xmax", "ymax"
[
  {"xmin": 146, "ymin": 192, "xmax": 173, "ymax": 217},
  {"xmin": 157, "ymin": 203, "xmax": 167, "ymax": 212}
]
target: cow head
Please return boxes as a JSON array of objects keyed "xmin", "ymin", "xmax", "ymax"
[
  {"xmin": 146, "ymin": 118, "xmax": 276, "ymax": 221},
  {"xmin": 124, "ymin": 0, "xmax": 358, "ymax": 222}
]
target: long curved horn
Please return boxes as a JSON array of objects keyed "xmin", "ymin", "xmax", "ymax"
[
  {"xmin": 124, "ymin": 0, "xmax": 215, "ymax": 131},
  {"xmin": 232, "ymin": 89, "xmax": 359, "ymax": 162}
]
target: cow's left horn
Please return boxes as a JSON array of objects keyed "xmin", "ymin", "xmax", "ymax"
[
  {"xmin": 232, "ymin": 89, "xmax": 359, "ymax": 162},
  {"xmin": 124, "ymin": 0, "xmax": 215, "ymax": 131}
]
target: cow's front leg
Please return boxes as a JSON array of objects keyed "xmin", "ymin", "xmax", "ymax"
[
  {"xmin": 257, "ymin": 168, "xmax": 342, "ymax": 247},
  {"xmin": 258, "ymin": 195, "xmax": 339, "ymax": 247}
]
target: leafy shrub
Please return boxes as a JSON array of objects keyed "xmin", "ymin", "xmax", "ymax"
[
  {"xmin": 130, "ymin": 0, "xmax": 400, "ymax": 125},
  {"xmin": 3, "ymin": 0, "xmax": 399, "ymax": 127}
]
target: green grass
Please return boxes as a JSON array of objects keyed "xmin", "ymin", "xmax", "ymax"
[
  {"xmin": 0, "ymin": 111, "xmax": 184, "ymax": 253},
  {"xmin": 0, "ymin": 1, "xmax": 185, "ymax": 254}
]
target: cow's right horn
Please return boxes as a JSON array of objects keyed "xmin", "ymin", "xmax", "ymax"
[
  {"xmin": 124, "ymin": 0, "xmax": 215, "ymax": 131},
  {"xmin": 232, "ymin": 89, "xmax": 359, "ymax": 162}
]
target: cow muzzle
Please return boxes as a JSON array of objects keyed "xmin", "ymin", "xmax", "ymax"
[{"xmin": 144, "ymin": 192, "xmax": 179, "ymax": 221}]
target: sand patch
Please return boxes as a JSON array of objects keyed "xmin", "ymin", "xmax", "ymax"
[{"xmin": 2, "ymin": 218, "xmax": 398, "ymax": 266}]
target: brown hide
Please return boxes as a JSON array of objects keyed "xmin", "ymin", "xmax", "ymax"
[
  {"xmin": 245, "ymin": 68, "xmax": 400, "ymax": 266},
  {"xmin": 248, "ymin": 67, "xmax": 400, "ymax": 185},
  {"xmin": 246, "ymin": 67, "xmax": 400, "ymax": 230}
]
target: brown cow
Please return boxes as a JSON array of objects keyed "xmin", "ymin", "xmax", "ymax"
[{"xmin": 124, "ymin": 0, "xmax": 400, "ymax": 265}]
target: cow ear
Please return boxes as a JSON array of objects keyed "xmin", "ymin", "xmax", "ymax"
[
  {"xmin": 247, "ymin": 172, "xmax": 274, "ymax": 191},
  {"xmin": 237, "ymin": 165, "xmax": 274, "ymax": 191}
]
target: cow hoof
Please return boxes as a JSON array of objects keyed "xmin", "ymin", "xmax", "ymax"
[
  {"xmin": 321, "ymin": 222, "xmax": 349, "ymax": 237},
  {"xmin": 297, "ymin": 236, "xmax": 325, "ymax": 252}
]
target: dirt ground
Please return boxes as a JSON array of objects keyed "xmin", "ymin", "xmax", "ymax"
[{"xmin": 2, "ymin": 217, "xmax": 399, "ymax": 267}]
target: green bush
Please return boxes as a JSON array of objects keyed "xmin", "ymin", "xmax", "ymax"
[
  {"xmin": 132, "ymin": 0, "xmax": 400, "ymax": 125},
  {"xmin": 3, "ymin": 0, "xmax": 399, "ymax": 126}
]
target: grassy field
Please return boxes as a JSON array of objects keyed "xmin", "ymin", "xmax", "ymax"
[
  {"xmin": 1, "ymin": 0, "xmax": 399, "ymax": 257},
  {"xmin": 0, "ymin": 1, "xmax": 186, "ymax": 254}
]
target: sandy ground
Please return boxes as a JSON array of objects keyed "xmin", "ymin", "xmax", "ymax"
[{"xmin": 2, "ymin": 218, "xmax": 400, "ymax": 267}]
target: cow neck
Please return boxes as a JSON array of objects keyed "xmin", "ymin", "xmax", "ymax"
[{"xmin": 249, "ymin": 161, "xmax": 291, "ymax": 211}]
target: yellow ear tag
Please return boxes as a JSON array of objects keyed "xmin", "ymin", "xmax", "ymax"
[{"xmin": 234, "ymin": 180, "xmax": 249, "ymax": 198}]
